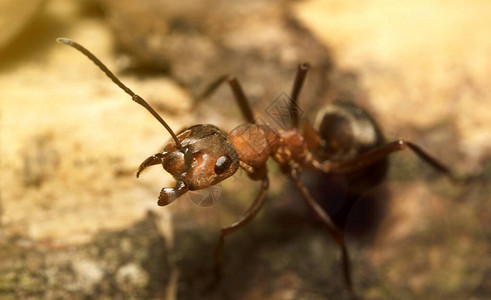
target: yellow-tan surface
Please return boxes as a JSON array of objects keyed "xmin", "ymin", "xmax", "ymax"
[{"xmin": 0, "ymin": 0, "xmax": 489, "ymax": 299}]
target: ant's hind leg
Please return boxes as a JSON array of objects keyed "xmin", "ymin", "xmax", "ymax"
[
  {"xmin": 212, "ymin": 176, "xmax": 269, "ymax": 282},
  {"xmin": 321, "ymin": 139, "xmax": 457, "ymax": 181},
  {"xmin": 289, "ymin": 169, "xmax": 353, "ymax": 292}
]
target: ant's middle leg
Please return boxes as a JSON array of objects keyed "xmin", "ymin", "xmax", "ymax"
[
  {"xmin": 289, "ymin": 168, "xmax": 353, "ymax": 292},
  {"xmin": 319, "ymin": 139, "xmax": 457, "ymax": 181},
  {"xmin": 196, "ymin": 62, "xmax": 313, "ymax": 126}
]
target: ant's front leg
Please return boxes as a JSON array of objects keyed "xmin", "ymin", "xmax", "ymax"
[
  {"xmin": 289, "ymin": 168, "xmax": 354, "ymax": 293},
  {"xmin": 212, "ymin": 165, "xmax": 269, "ymax": 284},
  {"xmin": 195, "ymin": 75, "xmax": 255, "ymax": 123}
]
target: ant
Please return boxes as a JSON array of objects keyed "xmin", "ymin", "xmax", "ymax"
[{"xmin": 57, "ymin": 38, "xmax": 456, "ymax": 294}]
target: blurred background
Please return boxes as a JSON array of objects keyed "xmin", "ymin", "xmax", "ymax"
[{"xmin": 0, "ymin": 0, "xmax": 489, "ymax": 299}]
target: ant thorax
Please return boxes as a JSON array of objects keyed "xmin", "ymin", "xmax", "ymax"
[
  {"xmin": 228, "ymin": 123, "xmax": 280, "ymax": 170},
  {"xmin": 228, "ymin": 123, "xmax": 312, "ymax": 172}
]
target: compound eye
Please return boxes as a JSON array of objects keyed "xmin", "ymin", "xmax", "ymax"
[{"xmin": 214, "ymin": 155, "xmax": 232, "ymax": 175}]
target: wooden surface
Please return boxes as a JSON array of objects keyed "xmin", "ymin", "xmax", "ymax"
[{"xmin": 0, "ymin": 0, "xmax": 489, "ymax": 299}]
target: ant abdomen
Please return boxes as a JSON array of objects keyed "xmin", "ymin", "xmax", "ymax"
[
  {"xmin": 306, "ymin": 100, "xmax": 389, "ymax": 232},
  {"xmin": 314, "ymin": 100, "xmax": 385, "ymax": 162},
  {"xmin": 315, "ymin": 100, "xmax": 389, "ymax": 189}
]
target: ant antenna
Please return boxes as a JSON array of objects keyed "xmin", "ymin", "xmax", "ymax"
[{"xmin": 56, "ymin": 38, "xmax": 181, "ymax": 147}]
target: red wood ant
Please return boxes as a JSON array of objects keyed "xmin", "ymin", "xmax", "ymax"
[{"xmin": 57, "ymin": 38, "xmax": 456, "ymax": 293}]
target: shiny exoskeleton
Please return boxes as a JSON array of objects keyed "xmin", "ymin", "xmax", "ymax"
[
  {"xmin": 58, "ymin": 38, "xmax": 456, "ymax": 294},
  {"xmin": 306, "ymin": 100, "xmax": 389, "ymax": 232}
]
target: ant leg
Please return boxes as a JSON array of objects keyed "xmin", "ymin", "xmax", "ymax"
[
  {"xmin": 289, "ymin": 168, "xmax": 353, "ymax": 292},
  {"xmin": 195, "ymin": 75, "xmax": 255, "ymax": 123},
  {"xmin": 320, "ymin": 140, "xmax": 456, "ymax": 180},
  {"xmin": 136, "ymin": 153, "xmax": 165, "ymax": 178},
  {"xmin": 196, "ymin": 75, "xmax": 229, "ymax": 101},
  {"xmin": 213, "ymin": 176, "xmax": 269, "ymax": 280},
  {"xmin": 290, "ymin": 63, "xmax": 310, "ymax": 128},
  {"xmin": 226, "ymin": 76, "xmax": 255, "ymax": 123}
]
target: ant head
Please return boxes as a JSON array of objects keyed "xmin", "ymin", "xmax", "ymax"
[
  {"xmin": 162, "ymin": 124, "xmax": 240, "ymax": 191},
  {"xmin": 56, "ymin": 38, "xmax": 240, "ymax": 205}
]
